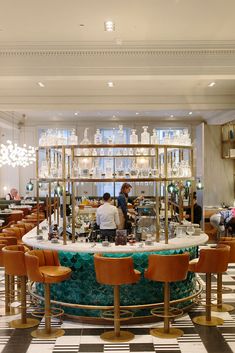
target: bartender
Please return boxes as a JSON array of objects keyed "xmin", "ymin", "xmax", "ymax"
[
  {"xmin": 117, "ymin": 183, "xmax": 142, "ymax": 231},
  {"xmin": 96, "ymin": 192, "xmax": 120, "ymax": 241}
]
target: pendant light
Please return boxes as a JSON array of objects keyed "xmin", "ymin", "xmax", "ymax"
[{"xmin": 26, "ymin": 179, "xmax": 34, "ymax": 191}]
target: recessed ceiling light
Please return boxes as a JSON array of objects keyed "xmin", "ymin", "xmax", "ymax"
[
  {"xmin": 37, "ymin": 82, "xmax": 45, "ymax": 88},
  {"xmin": 74, "ymin": 112, "xmax": 79, "ymax": 116},
  {"xmin": 104, "ymin": 20, "xmax": 115, "ymax": 32},
  {"xmin": 136, "ymin": 112, "xmax": 139, "ymax": 115},
  {"xmin": 189, "ymin": 111, "xmax": 193, "ymax": 115},
  {"xmin": 208, "ymin": 82, "xmax": 216, "ymax": 87},
  {"xmin": 170, "ymin": 114, "xmax": 174, "ymax": 118},
  {"xmin": 108, "ymin": 81, "xmax": 114, "ymax": 87}
]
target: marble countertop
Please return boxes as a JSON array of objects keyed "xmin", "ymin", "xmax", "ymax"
[{"xmin": 22, "ymin": 219, "xmax": 208, "ymax": 254}]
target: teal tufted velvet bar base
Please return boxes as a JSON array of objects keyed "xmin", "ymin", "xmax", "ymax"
[{"xmin": 36, "ymin": 246, "xmax": 198, "ymax": 318}]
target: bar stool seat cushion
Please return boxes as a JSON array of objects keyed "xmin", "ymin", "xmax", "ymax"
[{"xmin": 39, "ymin": 266, "xmax": 72, "ymax": 283}]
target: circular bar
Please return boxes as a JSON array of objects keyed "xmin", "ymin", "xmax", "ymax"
[{"xmin": 23, "ymin": 224, "xmax": 208, "ymax": 321}]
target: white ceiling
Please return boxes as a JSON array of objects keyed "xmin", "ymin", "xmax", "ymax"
[{"xmin": 1, "ymin": 0, "xmax": 235, "ymax": 125}]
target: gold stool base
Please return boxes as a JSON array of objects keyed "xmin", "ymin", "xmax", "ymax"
[
  {"xmin": 31, "ymin": 328, "xmax": 65, "ymax": 339},
  {"xmin": 211, "ymin": 303, "xmax": 235, "ymax": 312},
  {"xmin": 10, "ymin": 318, "xmax": 39, "ymax": 329},
  {"xmin": 193, "ymin": 315, "xmax": 224, "ymax": 326},
  {"xmin": 100, "ymin": 330, "xmax": 134, "ymax": 342},
  {"xmin": 150, "ymin": 328, "xmax": 184, "ymax": 339}
]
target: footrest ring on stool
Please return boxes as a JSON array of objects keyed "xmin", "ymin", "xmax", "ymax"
[
  {"xmin": 31, "ymin": 306, "xmax": 64, "ymax": 320},
  {"xmin": 101, "ymin": 309, "xmax": 134, "ymax": 321},
  {"xmin": 151, "ymin": 306, "xmax": 183, "ymax": 319}
]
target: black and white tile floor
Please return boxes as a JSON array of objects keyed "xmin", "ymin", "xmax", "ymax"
[{"xmin": 1, "ymin": 266, "xmax": 235, "ymax": 353}]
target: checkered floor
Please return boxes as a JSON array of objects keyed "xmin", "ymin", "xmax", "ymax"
[{"xmin": 1, "ymin": 266, "xmax": 235, "ymax": 353}]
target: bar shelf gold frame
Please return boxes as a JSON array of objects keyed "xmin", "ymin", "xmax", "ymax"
[{"xmin": 36, "ymin": 143, "xmax": 194, "ymax": 245}]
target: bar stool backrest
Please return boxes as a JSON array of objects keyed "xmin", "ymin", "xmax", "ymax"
[
  {"xmin": 94, "ymin": 254, "xmax": 138, "ymax": 285},
  {"xmin": 219, "ymin": 240, "xmax": 235, "ymax": 263},
  {"xmin": 3, "ymin": 245, "xmax": 27, "ymax": 276},
  {"xmin": 145, "ymin": 253, "xmax": 189, "ymax": 283},
  {"xmin": 25, "ymin": 249, "xmax": 60, "ymax": 283},
  {"xmin": 195, "ymin": 244, "xmax": 230, "ymax": 273}
]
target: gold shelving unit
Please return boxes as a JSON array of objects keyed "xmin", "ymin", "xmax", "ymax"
[{"xmin": 36, "ymin": 143, "xmax": 194, "ymax": 245}]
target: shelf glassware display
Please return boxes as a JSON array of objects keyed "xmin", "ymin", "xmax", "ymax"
[{"xmin": 36, "ymin": 138, "xmax": 194, "ymax": 246}]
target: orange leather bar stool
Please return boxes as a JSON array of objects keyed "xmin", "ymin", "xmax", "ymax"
[
  {"xmin": 2, "ymin": 227, "xmax": 23, "ymax": 242},
  {"xmin": 144, "ymin": 253, "xmax": 189, "ymax": 339},
  {"xmin": 2, "ymin": 245, "xmax": 39, "ymax": 328},
  {"xmin": 20, "ymin": 219, "xmax": 36, "ymax": 227},
  {"xmin": 10, "ymin": 226, "xmax": 26, "ymax": 236},
  {"xmin": 0, "ymin": 237, "xmax": 18, "ymax": 315},
  {"xmin": 188, "ymin": 244, "xmax": 230, "ymax": 326},
  {"xmin": 25, "ymin": 249, "xmax": 71, "ymax": 339},
  {"xmin": 17, "ymin": 223, "xmax": 34, "ymax": 233},
  {"xmin": 210, "ymin": 239, "xmax": 235, "ymax": 312},
  {"xmin": 94, "ymin": 254, "xmax": 141, "ymax": 342}
]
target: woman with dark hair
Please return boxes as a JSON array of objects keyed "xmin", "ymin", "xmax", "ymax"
[{"xmin": 117, "ymin": 183, "xmax": 132, "ymax": 230}]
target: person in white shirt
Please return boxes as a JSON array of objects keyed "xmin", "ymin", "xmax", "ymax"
[{"xmin": 96, "ymin": 192, "xmax": 120, "ymax": 242}]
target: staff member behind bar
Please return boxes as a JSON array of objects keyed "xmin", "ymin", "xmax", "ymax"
[
  {"xmin": 96, "ymin": 192, "xmax": 120, "ymax": 242},
  {"xmin": 117, "ymin": 183, "xmax": 132, "ymax": 230},
  {"xmin": 186, "ymin": 192, "xmax": 202, "ymax": 225}
]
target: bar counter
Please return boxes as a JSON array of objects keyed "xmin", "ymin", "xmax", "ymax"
[{"xmin": 22, "ymin": 225, "xmax": 208, "ymax": 321}]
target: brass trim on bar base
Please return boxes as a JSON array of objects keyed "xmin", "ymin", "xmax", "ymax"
[
  {"xmin": 150, "ymin": 327, "xmax": 184, "ymax": 339},
  {"xmin": 100, "ymin": 330, "xmax": 134, "ymax": 342}
]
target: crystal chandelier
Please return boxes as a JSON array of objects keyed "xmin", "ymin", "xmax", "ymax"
[{"xmin": 0, "ymin": 140, "xmax": 36, "ymax": 168}]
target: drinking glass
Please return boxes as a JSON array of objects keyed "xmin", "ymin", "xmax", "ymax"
[{"xmin": 186, "ymin": 225, "xmax": 195, "ymax": 237}]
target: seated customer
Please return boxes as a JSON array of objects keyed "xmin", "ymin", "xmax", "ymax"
[
  {"xmin": 96, "ymin": 192, "xmax": 120, "ymax": 242},
  {"xmin": 5, "ymin": 188, "xmax": 21, "ymax": 201},
  {"xmin": 210, "ymin": 208, "xmax": 235, "ymax": 238}
]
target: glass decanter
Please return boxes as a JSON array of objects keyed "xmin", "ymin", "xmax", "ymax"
[
  {"xmin": 80, "ymin": 128, "xmax": 90, "ymax": 156},
  {"xmin": 94, "ymin": 129, "xmax": 102, "ymax": 144},
  {"xmin": 150, "ymin": 129, "xmax": 158, "ymax": 144},
  {"xmin": 141, "ymin": 126, "xmax": 150, "ymax": 144},
  {"xmin": 68, "ymin": 129, "xmax": 78, "ymax": 145},
  {"xmin": 130, "ymin": 129, "xmax": 138, "ymax": 144},
  {"xmin": 116, "ymin": 125, "xmax": 125, "ymax": 144}
]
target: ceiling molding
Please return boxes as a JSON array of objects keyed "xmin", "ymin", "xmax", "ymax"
[{"xmin": 1, "ymin": 47, "xmax": 235, "ymax": 57}]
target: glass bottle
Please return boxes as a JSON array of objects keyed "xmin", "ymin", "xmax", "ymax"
[
  {"xmin": 141, "ymin": 126, "xmax": 150, "ymax": 144},
  {"xmin": 81, "ymin": 128, "xmax": 90, "ymax": 156},
  {"xmin": 68, "ymin": 129, "xmax": 78, "ymax": 145},
  {"xmin": 94, "ymin": 129, "xmax": 102, "ymax": 144},
  {"xmin": 150, "ymin": 129, "xmax": 158, "ymax": 144},
  {"xmin": 130, "ymin": 129, "xmax": 138, "ymax": 144},
  {"xmin": 116, "ymin": 125, "xmax": 125, "ymax": 144}
]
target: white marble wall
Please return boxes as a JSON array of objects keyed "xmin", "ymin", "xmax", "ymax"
[{"xmin": 204, "ymin": 124, "xmax": 234, "ymax": 206}]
